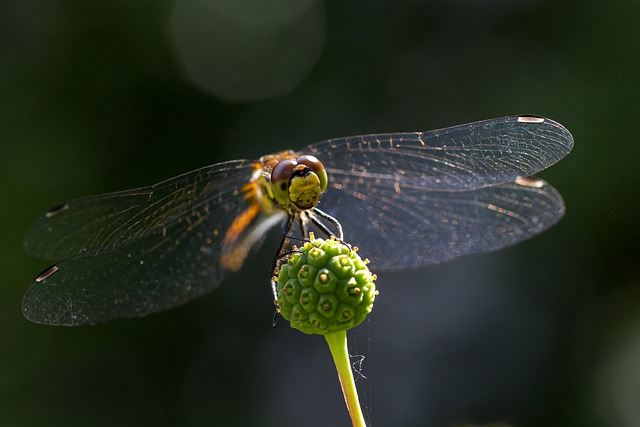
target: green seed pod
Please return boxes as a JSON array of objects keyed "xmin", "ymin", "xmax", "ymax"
[{"xmin": 276, "ymin": 233, "xmax": 377, "ymax": 335}]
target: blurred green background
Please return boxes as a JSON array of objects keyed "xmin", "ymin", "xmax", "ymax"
[{"xmin": 2, "ymin": 1, "xmax": 639, "ymax": 426}]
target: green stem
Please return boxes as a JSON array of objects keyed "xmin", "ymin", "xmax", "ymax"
[{"xmin": 324, "ymin": 330, "xmax": 366, "ymax": 427}]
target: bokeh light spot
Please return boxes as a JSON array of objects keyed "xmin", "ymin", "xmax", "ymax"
[{"xmin": 169, "ymin": 0, "xmax": 325, "ymax": 102}]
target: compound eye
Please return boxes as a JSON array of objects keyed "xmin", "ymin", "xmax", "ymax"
[
  {"xmin": 271, "ymin": 159, "xmax": 297, "ymax": 204},
  {"xmin": 272, "ymin": 159, "xmax": 297, "ymax": 184},
  {"xmin": 296, "ymin": 155, "xmax": 323, "ymax": 173},
  {"xmin": 296, "ymin": 155, "xmax": 327, "ymax": 192}
]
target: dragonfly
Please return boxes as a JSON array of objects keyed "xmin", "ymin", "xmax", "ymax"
[{"xmin": 23, "ymin": 115, "xmax": 573, "ymax": 326}]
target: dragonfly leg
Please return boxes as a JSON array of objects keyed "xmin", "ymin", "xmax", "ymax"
[
  {"xmin": 288, "ymin": 213, "xmax": 322, "ymax": 245},
  {"xmin": 308, "ymin": 207, "xmax": 344, "ymax": 241},
  {"xmin": 299, "ymin": 214, "xmax": 309, "ymax": 239},
  {"xmin": 270, "ymin": 213, "xmax": 296, "ymax": 327}
]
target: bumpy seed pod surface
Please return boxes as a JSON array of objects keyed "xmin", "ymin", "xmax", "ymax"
[{"xmin": 276, "ymin": 233, "xmax": 377, "ymax": 335}]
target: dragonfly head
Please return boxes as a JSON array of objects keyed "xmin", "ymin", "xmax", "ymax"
[{"xmin": 271, "ymin": 155, "xmax": 328, "ymax": 210}]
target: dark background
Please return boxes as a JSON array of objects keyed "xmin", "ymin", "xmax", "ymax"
[{"xmin": 2, "ymin": 1, "xmax": 638, "ymax": 426}]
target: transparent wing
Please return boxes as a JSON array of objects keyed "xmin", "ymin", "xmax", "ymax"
[
  {"xmin": 24, "ymin": 160, "xmax": 255, "ymax": 260},
  {"xmin": 22, "ymin": 160, "xmax": 288, "ymax": 325},
  {"xmin": 304, "ymin": 115, "xmax": 573, "ymax": 191},
  {"xmin": 317, "ymin": 177, "xmax": 565, "ymax": 271},
  {"xmin": 303, "ymin": 115, "xmax": 573, "ymax": 270}
]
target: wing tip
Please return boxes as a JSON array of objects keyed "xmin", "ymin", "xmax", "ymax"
[{"xmin": 516, "ymin": 114, "xmax": 575, "ymax": 152}]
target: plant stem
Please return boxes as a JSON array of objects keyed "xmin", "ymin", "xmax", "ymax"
[{"xmin": 324, "ymin": 330, "xmax": 366, "ymax": 427}]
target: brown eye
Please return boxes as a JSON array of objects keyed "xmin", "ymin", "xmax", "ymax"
[
  {"xmin": 271, "ymin": 159, "xmax": 297, "ymax": 184},
  {"xmin": 295, "ymin": 155, "xmax": 325, "ymax": 174},
  {"xmin": 296, "ymin": 154, "xmax": 328, "ymax": 192}
]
